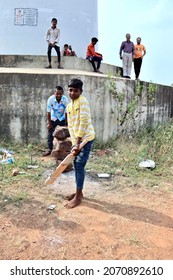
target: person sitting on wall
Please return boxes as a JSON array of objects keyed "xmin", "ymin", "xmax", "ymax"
[
  {"xmin": 68, "ymin": 45, "xmax": 77, "ymax": 57},
  {"xmin": 86, "ymin": 37, "xmax": 103, "ymax": 73},
  {"xmin": 62, "ymin": 44, "xmax": 71, "ymax": 56}
]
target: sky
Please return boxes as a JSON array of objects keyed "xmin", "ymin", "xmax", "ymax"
[{"xmin": 98, "ymin": 0, "xmax": 173, "ymax": 86}]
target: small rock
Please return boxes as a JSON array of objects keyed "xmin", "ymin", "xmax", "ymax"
[{"xmin": 47, "ymin": 204, "xmax": 56, "ymax": 210}]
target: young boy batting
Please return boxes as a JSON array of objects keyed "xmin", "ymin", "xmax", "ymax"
[{"xmin": 65, "ymin": 78, "xmax": 95, "ymax": 208}]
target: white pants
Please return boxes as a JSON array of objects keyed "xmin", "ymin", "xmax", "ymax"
[{"xmin": 122, "ymin": 52, "xmax": 132, "ymax": 77}]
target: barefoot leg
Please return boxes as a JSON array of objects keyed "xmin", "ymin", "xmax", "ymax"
[
  {"xmin": 65, "ymin": 191, "xmax": 83, "ymax": 201},
  {"xmin": 64, "ymin": 189, "xmax": 83, "ymax": 208},
  {"xmin": 65, "ymin": 193, "xmax": 76, "ymax": 201}
]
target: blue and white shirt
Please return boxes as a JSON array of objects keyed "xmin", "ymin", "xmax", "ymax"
[{"xmin": 47, "ymin": 95, "xmax": 68, "ymax": 122}]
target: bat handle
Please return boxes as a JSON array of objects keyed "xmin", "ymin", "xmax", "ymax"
[
  {"xmin": 79, "ymin": 139, "xmax": 88, "ymax": 149},
  {"xmin": 71, "ymin": 139, "xmax": 88, "ymax": 156}
]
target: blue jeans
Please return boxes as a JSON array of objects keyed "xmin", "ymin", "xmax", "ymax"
[{"xmin": 74, "ymin": 139, "xmax": 94, "ymax": 190}]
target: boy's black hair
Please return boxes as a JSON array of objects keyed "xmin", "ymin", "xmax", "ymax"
[
  {"xmin": 55, "ymin": 85, "xmax": 63, "ymax": 92},
  {"xmin": 91, "ymin": 37, "xmax": 98, "ymax": 43},
  {"xmin": 68, "ymin": 79, "xmax": 83, "ymax": 91},
  {"xmin": 51, "ymin": 18, "xmax": 57, "ymax": 23}
]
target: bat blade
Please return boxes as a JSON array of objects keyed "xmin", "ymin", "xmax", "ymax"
[
  {"xmin": 45, "ymin": 139, "xmax": 88, "ymax": 185},
  {"xmin": 45, "ymin": 154, "xmax": 75, "ymax": 185}
]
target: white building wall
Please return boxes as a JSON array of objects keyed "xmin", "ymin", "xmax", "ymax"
[{"xmin": 0, "ymin": 0, "xmax": 98, "ymax": 58}]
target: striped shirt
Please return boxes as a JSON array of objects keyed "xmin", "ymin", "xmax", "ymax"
[{"xmin": 67, "ymin": 95, "xmax": 95, "ymax": 145}]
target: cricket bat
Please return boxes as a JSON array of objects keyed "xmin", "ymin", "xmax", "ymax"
[{"xmin": 45, "ymin": 139, "xmax": 88, "ymax": 185}]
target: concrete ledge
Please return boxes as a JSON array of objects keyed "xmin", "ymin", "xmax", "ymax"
[{"xmin": 0, "ymin": 55, "xmax": 122, "ymax": 76}]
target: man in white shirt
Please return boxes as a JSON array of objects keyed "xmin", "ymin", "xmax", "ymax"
[{"xmin": 45, "ymin": 18, "xmax": 63, "ymax": 69}]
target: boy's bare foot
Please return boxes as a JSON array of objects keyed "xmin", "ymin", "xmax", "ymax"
[
  {"xmin": 65, "ymin": 192, "xmax": 83, "ymax": 201},
  {"xmin": 64, "ymin": 195, "xmax": 82, "ymax": 208},
  {"xmin": 65, "ymin": 193, "xmax": 75, "ymax": 201}
]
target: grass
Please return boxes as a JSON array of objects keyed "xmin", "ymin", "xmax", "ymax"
[
  {"xmin": 87, "ymin": 121, "xmax": 173, "ymax": 189},
  {"xmin": 0, "ymin": 190, "xmax": 29, "ymax": 209},
  {"xmin": 1, "ymin": 121, "xmax": 173, "ymax": 208},
  {"xmin": 0, "ymin": 141, "xmax": 56, "ymax": 210},
  {"xmin": 0, "ymin": 141, "xmax": 54, "ymax": 183}
]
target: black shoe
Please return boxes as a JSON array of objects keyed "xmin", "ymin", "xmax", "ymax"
[
  {"xmin": 46, "ymin": 65, "xmax": 52, "ymax": 69},
  {"xmin": 96, "ymin": 69, "xmax": 103, "ymax": 74}
]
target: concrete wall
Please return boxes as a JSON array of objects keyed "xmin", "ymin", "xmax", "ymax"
[
  {"xmin": 0, "ymin": 56, "xmax": 173, "ymax": 143},
  {"xmin": 0, "ymin": 55, "xmax": 122, "ymax": 76}
]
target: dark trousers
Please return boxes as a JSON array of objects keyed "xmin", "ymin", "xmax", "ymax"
[
  {"xmin": 47, "ymin": 44, "xmax": 61, "ymax": 63},
  {"xmin": 134, "ymin": 57, "xmax": 142, "ymax": 79},
  {"xmin": 48, "ymin": 119, "xmax": 65, "ymax": 150},
  {"xmin": 87, "ymin": 56, "xmax": 102, "ymax": 71}
]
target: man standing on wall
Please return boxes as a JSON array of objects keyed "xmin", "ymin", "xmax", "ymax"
[
  {"xmin": 133, "ymin": 37, "xmax": 146, "ymax": 80},
  {"xmin": 119, "ymin": 33, "xmax": 134, "ymax": 79},
  {"xmin": 45, "ymin": 18, "xmax": 63, "ymax": 69}
]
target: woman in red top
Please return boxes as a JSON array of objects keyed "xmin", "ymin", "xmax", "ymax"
[{"xmin": 62, "ymin": 44, "xmax": 71, "ymax": 56}]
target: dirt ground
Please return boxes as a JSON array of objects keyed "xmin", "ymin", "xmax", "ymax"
[{"xmin": 0, "ymin": 155, "xmax": 173, "ymax": 260}]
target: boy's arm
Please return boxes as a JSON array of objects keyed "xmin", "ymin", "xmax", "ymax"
[
  {"xmin": 142, "ymin": 46, "xmax": 146, "ymax": 57},
  {"xmin": 94, "ymin": 52, "xmax": 103, "ymax": 58},
  {"xmin": 67, "ymin": 110, "xmax": 76, "ymax": 145},
  {"xmin": 65, "ymin": 112, "xmax": 68, "ymax": 126},
  {"xmin": 54, "ymin": 29, "xmax": 60, "ymax": 43},
  {"xmin": 47, "ymin": 112, "xmax": 52, "ymax": 130},
  {"xmin": 45, "ymin": 29, "xmax": 50, "ymax": 42},
  {"xmin": 46, "ymin": 97, "xmax": 53, "ymax": 129},
  {"xmin": 64, "ymin": 96, "xmax": 69, "ymax": 126},
  {"xmin": 71, "ymin": 136, "xmax": 82, "ymax": 155},
  {"xmin": 77, "ymin": 98, "xmax": 89, "ymax": 138},
  {"xmin": 71, "ymin": 99, "xmax": 90, "ymax": 155}
]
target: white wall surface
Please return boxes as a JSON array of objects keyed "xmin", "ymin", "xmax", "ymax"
[{"xmin": 0, "ymin": 0, "xmax": 98, "ymax": 58}]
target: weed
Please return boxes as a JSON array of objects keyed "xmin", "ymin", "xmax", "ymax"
[
  {"xmin": 130, "ymin": 235, "xmax": 140, "ymax": 245},
  {"xmin": 106, "ymin": 76, "xmax": 158, "ymax": 129},
  {"xmin": 0, "ymin": 190, "xmax": 29, "ymax": 209},
  {"xmin": 147, "ymin": 83, "xmax": 158, "ymax": 102},
  {"xmin": 27, "ymin": 144, "xmax": 33, "ymax": 164}
]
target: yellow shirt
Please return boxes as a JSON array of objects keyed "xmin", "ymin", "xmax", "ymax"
[{"xmin": 67, "ymin": 95, "xmax": 95, "ymax": 145}]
